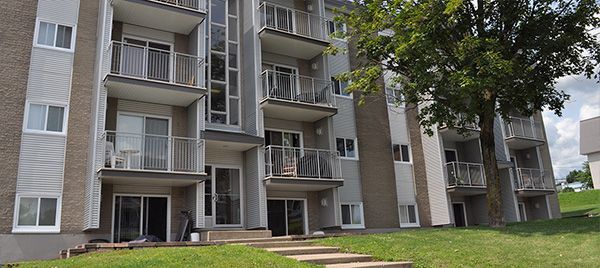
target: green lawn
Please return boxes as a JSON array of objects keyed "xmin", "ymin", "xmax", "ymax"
[
  {"xmin": 316, "ymin": 217, "xmax": 600, "ymax": 268},
  {"xmin": 559, "ymin": 189, "xmax": 600, "ymax": 217},
  {"xmin": 12, "ymin": 244, "xmax": 317, "ymax": 268}
]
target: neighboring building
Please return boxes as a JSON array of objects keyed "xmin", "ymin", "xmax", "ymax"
[
  {"xmin": 0, "ymin": 0, "xmax": 560, "ymax": 263},
  {"xmin": 580, "ymin": 116, "xmax": 600, "ymax": 189}
]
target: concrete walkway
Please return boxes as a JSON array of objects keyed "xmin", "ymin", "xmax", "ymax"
[{"xmin": 246, "ymin": 239, "xmax": 412, "ymax": 268}]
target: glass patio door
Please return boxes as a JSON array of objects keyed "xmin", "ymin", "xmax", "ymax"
[
  {"xmin": 267, "ymin": 199, "xmax": 306, "ymax": 236},
  {"xmin": 113, "ymin": 195, "xmax": 168, "ymax": 242},
  {"xmin": 122, "ymin": 38, "xmax": 172, "ymax": 82},
  {"xmin": 214, "ymin": 168, "xmax": 241, "ymax": 226},
  {"xmin": 274, "ymin": 66, "xmax": 298, "ymax": 101},
  {"xmin": 116, "ymin": 114, "xmax": 170, "ymax": 170}
]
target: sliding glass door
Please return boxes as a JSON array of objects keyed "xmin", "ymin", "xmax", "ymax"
[
  {"xmin": 113, "ymin": 195, "xmax": 169, "ymax": 242},
  {"xmin": 267, "ymin": 199, "xmax": 306, "ymax": 236},
  {"xmin": 116, "ymin": 114, "xmax": 170, "ymax": 170}
]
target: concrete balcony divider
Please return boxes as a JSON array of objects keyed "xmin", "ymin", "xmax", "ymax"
[
  {"xmin": 264, "ymin": 145, "xmax": 342, "ymax": 180},
  {"xmin": 108, "ymin": 41, "xmax": 204, "ymax": 88},
  {"xmin": 102, "ymin": 130, "xmax": 204, "ymax": 174},
  {"xmin": 446, "ymin": 161, "xmax": 486, "ymax": 187}
]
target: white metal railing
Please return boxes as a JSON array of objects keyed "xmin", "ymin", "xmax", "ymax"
[
  {"xmin": 109, "ymin": 41, "xmax": 204, "ymax": 88},
  {"xmin": 441, "ymin": 113, "xmax": 480, "ymax": 131},
  {"xmin": 264, "ymin": 145, "xmax": 342, "ymax": 180},
  {"xmin": 446, "ymin": 162, "xmax": 486, "ymax": 187},
  {"xmin": 103, "ymin": 131, "xmax": 204, "ymax": 173},
  {"xmin": 261, "ymin": 70, "xmax": 335, "ymax": 107},
  {"xmin": 514, "ymin": 168, "xmax": 553, "ymax": 190},
  {"xmin": 150, "ymin": 0, "xmax": 206, "ymax": 12},
  {"xmin": 504, "ymin": 116, "xmax": 544, "ymax": 140},
  {"xmin": 258, "ymin": 2, "xmax": 330, "ymax": 41}
]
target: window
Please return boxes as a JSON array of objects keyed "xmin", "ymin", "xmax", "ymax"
[
  {"xmin": 327, "ymin": 20, "xmax": 346, "ymax": 36},
  {"xmin": 265, "ymin": 130, "xmax": 301, "ymax": 148},
  {"xmin": 393, "ymin": 144, "xmax": 411, "ymax": 162},
  {"xmin": 336, "ymin": 138, "xmax": 356, "ymax": 159},
  {"xmin": 399, "ymin": 204, "xmax": 419, "ymax": 227},
  {"xmin": 207, "ymin": 0, "xmax": 240, "ymax": 126},
  {"xmin": 385, "ymin": 87, "xmax": 403, "ymax": 106},
  {"xmin": 26, "ymin": 103, "xmax": 66, "ymax": 133},
  {"xmin": 331, "ymin": 77, "xmax": 350, "ymax": 96},
  {"xmin": 14, "ymin": 195, "xmax": 60, "ymax": 232},
  {"xmin": 341, "ymin": 203, "xmax": 364, "ymax": 228},
  {"xmin": 36, "ymin": 21, "xmax": 73, "ymax": 49}
]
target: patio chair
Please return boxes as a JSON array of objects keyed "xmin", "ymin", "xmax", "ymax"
[{"xmin": 105, "ymin": 141, "xmax": 126, "ymax": 168}]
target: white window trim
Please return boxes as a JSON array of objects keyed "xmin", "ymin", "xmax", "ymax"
[
  {"xmin": 399, "ymin": 204, "xmax": 420, "ymax": 228},
  {"xmin": 204, "ymin": 163, "xmax": 245, "ymax": 228},
  {"xmin": 111, "ymin": 193, "xmax": 171, "ymax": 242},
  {"xmin": 444, "ymin": 148, "xmax": 458, "ymax": 163},
  {"xmin": 393, "ymin": 143, "xmax": 412, "ymax": 164},
  {"xmin": 340, "ymin": 202, "xmax": 365, "ymax": 229},
  {"xmin": 331, "ymin": 77, "xmax": 352, "ymax": 98},
  {"xmin": 267, "ymin": 198, "xmax": 310, "ymax": 235},
  {"xmin": 12, "ymin": 193, "xmax": 62, "ymax": 233},
  {"xmin": 386, "ymin": 87, "xmax": 405, "ymax": 107},
  {"xmin": 23, "ymin": 100, "xmax": 69, "ymax": 136},
  {"xmin": 327, "ymin": 20, "xmax": 348, "ymax": 42},
  {"xmin": 337, "ymin": 137, "xmax": 359, "ymax": 160},
  {"xmin": 33, "ymin": 18, "xmax": 76, "ymax": 52}
]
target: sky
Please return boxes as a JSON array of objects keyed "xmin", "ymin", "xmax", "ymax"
[{"xmin": 542, "ymin": 74, "xmax": 600, "ymax": 180}]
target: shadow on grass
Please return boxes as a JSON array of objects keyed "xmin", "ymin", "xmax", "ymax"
[{"xmin": 561, "ymin": 207, "xmax": 598, "ymax": 218}]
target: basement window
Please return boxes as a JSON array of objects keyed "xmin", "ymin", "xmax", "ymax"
[
  {"xmin": 399, "ymin": 204, "xmax": 419, "ymax": 227},
  {"xmin": 13, "ymin": 194, "xmax": 61, "ymax": 233},
  {"xmin": 341, "ymin": 203, "xmax": 364, "ymax": 229}
]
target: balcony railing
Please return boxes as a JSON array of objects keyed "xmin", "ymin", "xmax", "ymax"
[
  {"xmin": 258, "ymin": 2, "xmax": 330, "ymax": 41},
  {"xmin": 102, "ymin": 131, "xmax": 204, "ymax": 173},
  {"xmin": 504, "ymin": 116, "xmax": 544, "ymax": 140},
  {"xmin": 446, "ymin": 162, "xmax": 486, "ymax": 187},
  {"xmin": 261, "ymin": 70, "xmax": 335, "ymax": 107},
  {"xmin": 514, "ymin": 168, "xmax": 553, "ymax": 190},
  {"xmin": 150, "ymin": 0, "xmax": 206, "ymax": 12},
  {"xmin": 264, "ymin": 145, "xmax": 342, "ymax": 180},
  {"xmin": 440, "ymin": 113, "xmax": 479, "ymax": 131},
  {"xmin": 109, "ymin": 41, "xmax": 204, "ymax": 88}
]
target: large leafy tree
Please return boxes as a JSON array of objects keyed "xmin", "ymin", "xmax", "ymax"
[
  {"xmin": 333, "ymin": 0, "xmax": 600, "ymax": 227},
  {"xmin": 565, "ymin": 162, "xmax": 593, "ymax": 189}
]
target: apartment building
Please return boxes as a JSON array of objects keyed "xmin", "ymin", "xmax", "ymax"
[
  {"xmin": 0, "ymin": 0, "xmax": 560, "ymax": 263},
  {"xmin": 580, "ymin": 116, "xmax": 600, "ymax": 189}
]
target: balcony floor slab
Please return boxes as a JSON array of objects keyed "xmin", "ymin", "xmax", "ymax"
[
  {"xmin": 259, "ymin": 28, "xmax": 329, "ymax": 60},
  {"xmin": 260, "ymin": 98, "xmax": 337, "ymax": 122},
  {"xmin": 98, "ymin": 168, "xmax": 206, "ymax": 187},
  {"xmin": 264, "ymin": 177, "xmax": 343, "ymax": 192}
]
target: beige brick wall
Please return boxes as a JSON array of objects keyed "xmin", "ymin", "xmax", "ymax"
[
  {"xmin": 61, "ymin": 0, "xmax": 100, "ymax": 233},
  {"xmin": 0, "ymin": 0, "xmax": 38, "ymax": 234}
]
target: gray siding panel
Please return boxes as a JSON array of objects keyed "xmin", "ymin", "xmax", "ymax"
[
  {"xmin": 494, "ymin": 117, "xmax": 507, "ymax": 160},
  {"xmin": 205, "ymin": 149, "xmax": 243, "ymax": 166},
  {"xmin": 242, "ymin": 0, "xmax": 258, "ymax": 136},
  {"xmin": 245, "ymin": 148, "xmax": 266, "ymax": 228},
  {"xmin": 332, "ymin": 98, "xmax": 357, "ymax": 139},
  {"xmin": 338, "ymin": 160, "xmax": 362, "ymax": 202},
  {"xmin": 27, "ymin": 48, "xmax": 74, "ymax": 104},
  {"xmin": 388, "ymin": 107, "xmax": 410, "ymax": 144},
  {"xmin": 394, "ymin": 163, "xmax": 416, "ymax": 204},
  {"xmin": 16, "ymin": 134, "xmax": 67, "ymax": 194},
  {"xmin": 37, "ymin": 0, "xmax": 80, "ymax": 25},
  {"xmin": 117, "ymin": 99, "xmax": 172, "ymax": 116},
  {"xmin": 421, "ymin": 129, "xmax": 451, "ymax": 225}
]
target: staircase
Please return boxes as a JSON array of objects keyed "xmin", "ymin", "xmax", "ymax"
[{"xmin": 247, "ymin": 239, "xmax": 412, "ymax": 268}]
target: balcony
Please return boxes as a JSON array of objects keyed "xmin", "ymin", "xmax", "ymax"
[
  {"xmin": 260, "ymin": 70, "xmax": 337, "ymax": 122},
  {"xmin": 112, "ymin": 0, "xmax": 206, "ymax": 34},
  {"xmin": 104, "ymin": 41, "xmax": 205, "ymax": 106},
  {"xmin": 439, "ymin": 114, "xmax": 480, "ymax": 142},
  {"xmin": 504, "ymin": 116, "xmax": 545, "ymax": 149},
  {"xmin": 258, "ymin": 2, "xmax": 330, "ymax": 59},
  {"xmin": 513, "ymin": 168, "xmax": 555, "ymax": 196},
  {"xmin": 98, "ymin": 131, "xmax": 205, "ymax": 186},
  {"xmin": 264, "ymin": 145, "xmax": 343, "ymax": 191},
  {"xmin": 446, "ymin": 162, "xmax": 487, "ymax": 196}
]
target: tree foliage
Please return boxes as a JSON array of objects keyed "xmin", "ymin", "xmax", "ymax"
[
  {"xmin": 565, "ymin": 162, "xmax": 593, "ymax": 189},
  {"xmin": 332, "ymin": 0, "xmax": 600, "ymax": 226}
]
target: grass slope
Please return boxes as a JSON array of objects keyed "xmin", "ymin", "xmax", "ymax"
[
  {"xmin": 316, "ymin": 217, "xmax": 600, "ymax": 268},
  {"xmin": 13, "ymin": 244, "xmax": 317, "ymax": 268},
  {"xmin": 559, "ymin": 189, "xmax": 600, "ymax": 217}
]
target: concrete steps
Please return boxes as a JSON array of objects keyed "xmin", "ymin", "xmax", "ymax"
[
  {"xmin": 250, "ymin": 237, "xmax": 413, "ymax": 268},
  {"xmin": 265, "ymin": 246, "xmax": 340, "ymax": 255},
  {"xmin": 289, "ymin": 253, "xmax": 374, "ymax": 265}
]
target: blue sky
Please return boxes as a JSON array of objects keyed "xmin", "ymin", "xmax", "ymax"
[{"xmin": 543, "ymin": 74, "xmax": 600, "ymax": 180}]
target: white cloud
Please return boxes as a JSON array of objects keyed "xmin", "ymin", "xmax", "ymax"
[{"xmin": 579, "ymin": 104, "xmax": 600, "ymax": 120}]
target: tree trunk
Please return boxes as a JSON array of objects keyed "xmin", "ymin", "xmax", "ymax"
[{"xmin": 479, "ymin": 111, "xmax": 505, "ymax": 227}]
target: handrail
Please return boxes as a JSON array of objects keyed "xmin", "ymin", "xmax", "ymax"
[
  {"xmin": 514, "ymin": 168, "xmax": 553, "ymax": 190},
  {"xmin": 504, "ymin": 116, "xmax": 544, "ymax": 140},
  {"xmin": 108, "ymin": 41, "xmax": 204, "ymax": 88},
  {"xmin": 446, "ymin": 161, "xmax": 486, "ymax": 187},
  {"xmin": 150, "ymin": 0, "xmax": 206, "ymax": 12},
  {"xmin": 260, "ymin": 69, "xmax": 335, "ymax": 107},
  {"xmin": 264, "ymin": 145, "xmax": 342, "ymax": 180},
  {"xmin": 103, "ymin": 130, "xmax": 204, "ymax": 173},
  {"xmin": 258, "ymin": 1, "xmax": 330, "ymax": 41}
]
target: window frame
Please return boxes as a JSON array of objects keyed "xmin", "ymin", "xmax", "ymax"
[
  {"xmin": 33, "ymin": 18, "xmax": 76, "ymax": 52},
  {"xmin": 23, "ymin": 101, "xmax": 68, "ymax": 135},
  {"xmin": 392, "ymin": 143, "xmax": 412, "ymax": 163},
  {"xmin": 340, "ymin": 202, "xmax": 365, "ymax": 229},
  {"xmin": 336, "ymin": 137, "xmax": 358, "ymax": 160},
  {"xmin": 264, "ymin": 128, "xmax": 304, "ymax": 149},
  {"xmin": 385, "ymin": 87, "xmax": 404, "ymax": 107},
  {"xmin": 398, "ymin": 204, "xmax": 420, "ymax": 228},
  {"xmin": 331, "ymin": 76, "xmax": 352, "ymax": 98},
  {"xmin": 13, "ymin": 193, "xmax": 62, "ymax": 233},
  {"xmin": 327, "ymin": 20, "xmax": 347, "ymax": 41}
]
